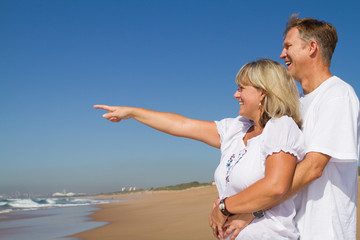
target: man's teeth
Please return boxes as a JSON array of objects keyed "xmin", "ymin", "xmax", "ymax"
[
  {"xmin": 285, "ymin": 62, "xmax": 291, "ymax": 66},
  {"xmin": 239, "ymin": 102, "xmax": 244, "ymax": 105}
]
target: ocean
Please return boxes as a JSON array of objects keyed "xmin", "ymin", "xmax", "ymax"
[
  {"xmin": 0, "ymin": 197, "xmax": 110, "ymax": 215},
  {"xmin": 0, "ymin": 197, "xmax": 113, "ymax": 240}
]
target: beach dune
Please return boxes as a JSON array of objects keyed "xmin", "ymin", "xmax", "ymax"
[{"xmin": 72, "ymin": 178, "xmax": 360, "ymax": 240}]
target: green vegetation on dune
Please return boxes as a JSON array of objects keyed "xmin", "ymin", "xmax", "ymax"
[
  {"xmin": 97, "ymin": 167, "xmax": 360, "ymax": 197},
  {"xmin": 151, "ymin": 181, "xmax": 212, "ymax": 191},
  {"xmin": 98, "ymin": 181, "xmax": 213, "ymax": 195},
  {"xmin": 99, "ymin": 188, "xmax": 145, "ymax": 195}
]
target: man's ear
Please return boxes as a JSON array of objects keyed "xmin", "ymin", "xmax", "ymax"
[{"xmin": 308, "ymin": 40, "xmax": 319, "ymax": 57}]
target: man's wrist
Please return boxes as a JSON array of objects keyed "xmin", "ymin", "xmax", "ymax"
[{"xmin": 219, "ymin": 198, "xmax": 232, "ymax": 216}]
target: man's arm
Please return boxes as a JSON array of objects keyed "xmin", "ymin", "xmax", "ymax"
[
  {"xmin": 268, "ymin": 151, "xmax": 331, "ymax": 208},
  {"xmin": 209, "ymin": 151, "xmax": 298, "ymax": 239},
  {"xmin": 219, "ymin": 152, "xmax": 331, "ymax": 240}
]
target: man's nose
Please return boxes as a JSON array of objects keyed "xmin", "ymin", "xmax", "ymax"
[{"xmin": 280, "ymin": 49, "xmax": 286, "ymax": 59}]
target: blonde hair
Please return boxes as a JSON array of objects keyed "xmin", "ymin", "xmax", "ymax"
[{"xmin": 236, "ymin": 59, "xmax": 302, "ymax": 128}]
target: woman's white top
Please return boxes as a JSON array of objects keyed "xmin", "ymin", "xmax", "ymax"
[{"xmin": 214, "ymin": 115, "xmax": 305, "ymax": 240}]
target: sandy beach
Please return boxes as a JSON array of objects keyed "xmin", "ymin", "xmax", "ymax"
[
  {"xmin": 72, "ymin": 178, "xmax": 360, "ymax": 240},
  {"xmin": 71, "ymin": 186, "xmax": 218, "ymax": 240}
]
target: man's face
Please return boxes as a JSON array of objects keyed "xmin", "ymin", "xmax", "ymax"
[{"xmin": 280, "ymin": 27, "xmax": 309, "ymax": 81}]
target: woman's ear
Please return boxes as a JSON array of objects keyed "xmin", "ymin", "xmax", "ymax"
[{"xmin": 260, "ymin": 91, "xmax": 266, "ymax": 102}]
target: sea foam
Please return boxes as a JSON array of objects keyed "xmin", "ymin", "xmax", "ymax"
[{"xmin": 0, "ymin": 197, "xmax": 110, "ymax": 214}]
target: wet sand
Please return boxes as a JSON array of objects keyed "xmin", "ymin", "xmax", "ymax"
[{"xmin": 72, "ymin": 178, "xmax": 360, "ymax": 240}]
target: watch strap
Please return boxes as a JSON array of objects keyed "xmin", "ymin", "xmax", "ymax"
[{"xmin": 219, "ymin": 198, "xmax": 232, "ymax": 216}]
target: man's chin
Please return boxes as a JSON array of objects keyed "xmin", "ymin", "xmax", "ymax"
[{"xmin": 286, "ymin": 67, "xmax": 296, "ymax": 78}]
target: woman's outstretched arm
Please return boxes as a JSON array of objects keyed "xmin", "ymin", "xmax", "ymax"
[{"xmin": 94, "ymin": 105, "xmax": 221, "ymax": 148}]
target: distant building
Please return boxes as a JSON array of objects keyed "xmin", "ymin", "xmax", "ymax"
[
  {"xmin": 52, "ymin": 189, "xmax": 76, "ymax": 197},
  {"xmin": 52, "ymin": 192, "xmax": 76, "ymax": 197}
]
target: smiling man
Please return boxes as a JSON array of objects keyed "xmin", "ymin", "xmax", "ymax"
[
  {"xmin": 278, "ymin": 14, "xmax": 359, "ymax": 240},
  {"xmin": 222, "ymin": 14, "xmax": 359, "ymax": 240}
]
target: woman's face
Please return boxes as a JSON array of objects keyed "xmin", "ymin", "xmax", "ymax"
[{"xmin": 233, "ymin": 84, "xmax": 264, "ymax": 121}]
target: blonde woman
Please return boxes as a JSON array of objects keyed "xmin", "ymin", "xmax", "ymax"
[
  {"xmin": 209, "ymin": 59, "xmax": 304, "ymax": 239},
  {"xmin": 94, "ymin": 59, "xmax": 304, "ymax": 239}
]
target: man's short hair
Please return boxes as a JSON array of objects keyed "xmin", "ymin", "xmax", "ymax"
[{"xmin": 284, "ymin": 13, "xmax": 338, "ymax": 66}]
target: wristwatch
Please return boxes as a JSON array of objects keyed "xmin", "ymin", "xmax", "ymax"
[
  {"xmin": 252, "ymin": 209, "xmax": 265, "ymax": 218},
  {"xmin": 219, "ymin": 198, "xmax": 232, "ymax": 216}
]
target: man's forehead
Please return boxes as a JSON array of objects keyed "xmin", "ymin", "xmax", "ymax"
[
  {"xmin": 283, "ymin": 28, "xmax": 301, "ymax": 45},
  {"xmin": 285, "ymin": 28, "xmax": 299, "ymax": 39}
]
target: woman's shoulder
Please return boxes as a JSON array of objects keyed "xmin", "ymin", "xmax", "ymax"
[
  {"xmin": 216, "ymin": 116, "xmax": 253, "ymax": 136},
  {"xmin": 262, "ymin": 116, "xmax": 305, "ymax": 160},
  {"xmin": 217, "ymin": 115, "xmax": 252, "ymax": 127},
  {"xmin": 264, "ymin": 116, "xmax": 301, "ymax": 134}
]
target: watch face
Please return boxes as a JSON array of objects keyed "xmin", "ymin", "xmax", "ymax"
[
  {"xmin": 219, "ymin": 199, "xmax": 231, "ymax": 216},
  {"xmin": 219, "ymin": 202, "xmax": 225, "ymax": 210}
]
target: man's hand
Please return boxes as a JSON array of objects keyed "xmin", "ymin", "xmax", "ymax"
[{"xmin": 223, "ymin": 213, "xmax": 254, "ymax": 240}]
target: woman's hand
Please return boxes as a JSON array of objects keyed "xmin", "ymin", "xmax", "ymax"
[
  {"xmin": 223, "ymin": 213, "xmax": 254, "ymax": 240},
  {"xmin": 209, "ymin": 199, "xmax": 221, "ymax": 239},
  {"xmin": 94, "ymin": 104, "xmax": 221, "ymax": 148},
  {"xmin": 209, "ymin": 199, "xmax": 228, "ymax": 239},
  {"xmin": 94, "ymin": 105, "xmax": 132, "ymax": 122},
  {"xmin": 209, "ymin": 199, "xmax": 254, "ymax": 239}
]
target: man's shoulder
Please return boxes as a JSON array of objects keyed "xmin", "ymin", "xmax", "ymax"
[{"xmin": 319, "ymin": 76, "xmax": 358, "ymax": 100}]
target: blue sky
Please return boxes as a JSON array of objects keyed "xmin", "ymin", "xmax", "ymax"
[{"xmin": 1, "ymin": 0, "xmax": 359, "ymax": 195}]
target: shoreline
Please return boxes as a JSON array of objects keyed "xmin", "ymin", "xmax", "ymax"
[
  {"xmin": 0, "ymin": 205, "xmax": 105, "ymax": 240},
  {"xmin": 71, "ymin": 178, "xmax": 360, "ymax": 240},
  {"xmin": 70, "ymin": 186, "xmax": 219, "ymax": 240}
]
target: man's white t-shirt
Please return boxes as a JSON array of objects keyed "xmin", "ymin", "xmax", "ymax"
[
  {"xmin": 295, "ymin": 76, "xmax": 360, "ymax": 240},
  {"xmin": 215, "ymin": 116, "xmax": 305, "ymax": 239}
]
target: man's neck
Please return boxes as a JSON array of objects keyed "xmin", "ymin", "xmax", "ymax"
[{"xmin": 300, "ymin": 67, "xmax": 332, "ymax": 95}]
